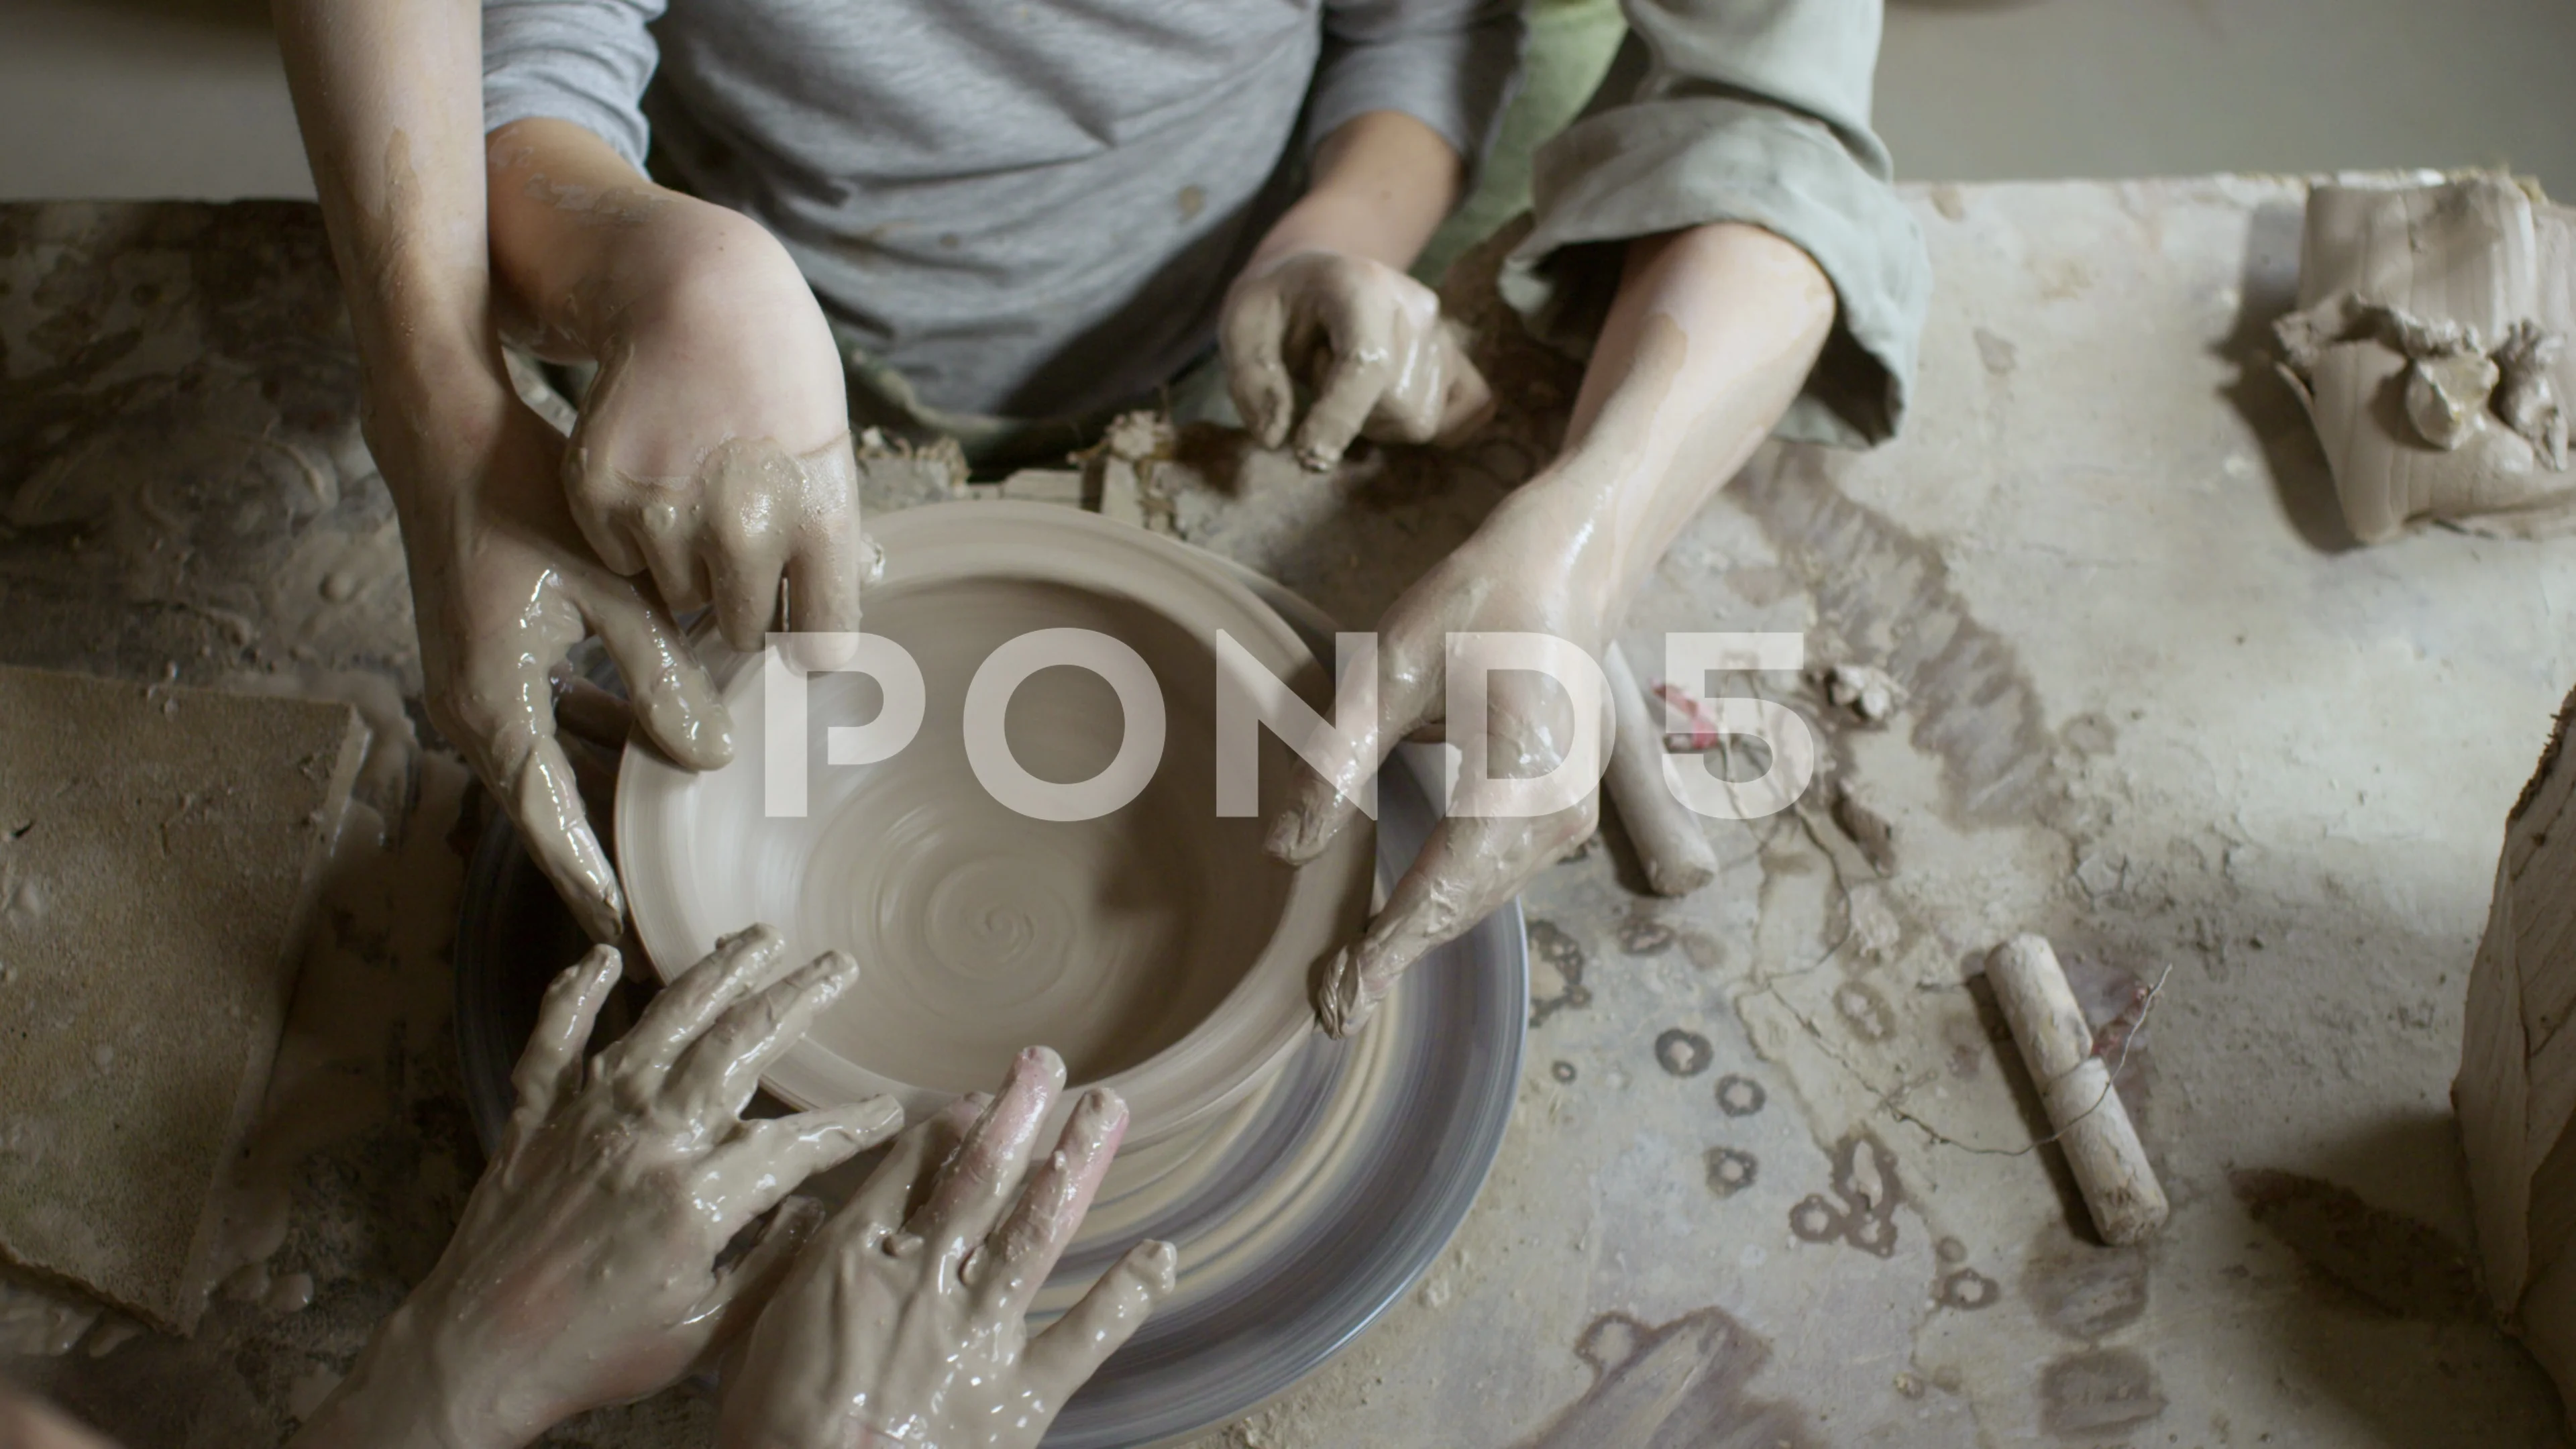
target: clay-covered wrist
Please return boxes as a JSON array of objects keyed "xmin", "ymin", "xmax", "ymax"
[{"xmin": 292, "ymin": 1299, "xmax": 543, "ymax": 1449}]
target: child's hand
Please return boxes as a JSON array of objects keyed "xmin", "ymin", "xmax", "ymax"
[
  {"xmin": 1220, "ymin": 249, "xmax": 1492, "ymax": 472},
  {"xmin": 1267, "ymin": 477, "xmax": 1619, "ymax": 1037}
]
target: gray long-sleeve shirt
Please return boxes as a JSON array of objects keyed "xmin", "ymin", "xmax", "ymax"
[
  {"xmin": 485, "ymin": 0, "xmax": 1522, "ymax": 429},
  {"xmin": 1503, "ymin": 0, "xmax": 1931, "ymax": 448}
]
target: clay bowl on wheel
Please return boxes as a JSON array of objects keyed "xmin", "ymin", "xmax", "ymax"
[{"xmin": 616, "ymin": 500, "xmax": 1373, "ymax": 1148}]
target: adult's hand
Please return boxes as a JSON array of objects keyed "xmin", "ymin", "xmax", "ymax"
[
  {"xmin": 490, "ymin": 119, "xmax": 867, "ymax": 655},
  {"xmin": 290, "ymin": 926, "xmax": 904, "ymax": 1449},
  {"xmin": 1269, "ymin": 483, "xmax": 1614, "ymax": 1038},
  {"xmin": 718, "ymin": 1048, "xmax": 1177, "ymax": 1449},
  {"xmin": 1220, "ymin": 248, "xmax": 1491, "ymax": 472},
  {"xmin": 396, "ymin": 394, "xmax": 731, "ymax": 942}
]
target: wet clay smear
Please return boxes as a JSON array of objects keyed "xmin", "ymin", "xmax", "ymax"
[
  {"xmin": 0, "ymin": 666, "xmax": 363, "ymax": 1333},
  {"xmin": 1511, "ymin": 1308, "xmax": 1818, "ymax": 1448},
  {"xmin": 1733, "ymin": 447, "xmax": 2061, "ymax": 827}
]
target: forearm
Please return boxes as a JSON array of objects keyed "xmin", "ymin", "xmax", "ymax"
[
  {"xmin": 272, "ymin": 0, "xmax": 504, "ymax": 443},
  {"xmin": 1521, "ymin": 223, "xmax": 1837, "ymax": 617},
  {"xmin": 1247, "ymin": 110, "xmax": 1465, "ymax": 274}
]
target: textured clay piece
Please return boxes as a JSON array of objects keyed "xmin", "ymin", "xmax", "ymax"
[
  {"xmin": 2272, "ymin": 175, "xmax": 2576, "ymax": 543},
  {"xmin": 0, "ymin": 666, "xmax": 362, "ymax": 1334}
]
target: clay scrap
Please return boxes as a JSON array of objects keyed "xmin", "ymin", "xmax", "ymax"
[
  {"xmin": 0, "ymin": 666, "xmax": 362, "ymax": 1334},
  {"xmin": 2459, "ymin": 680, "xmax": 2576, "ymax": 1426},
  {"xmin": 2272, "ymin": 174, "xmax": 2576, "ymax": 542}
]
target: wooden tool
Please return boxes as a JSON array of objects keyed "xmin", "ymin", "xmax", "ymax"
[{"xmin": 1986, "ymin": 933, "xmax": 2168, "ymax": 1246}]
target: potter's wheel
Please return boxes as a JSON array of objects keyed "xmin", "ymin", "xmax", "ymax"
[{"xmin": 453, "ymin": 570, "xmax": 1525, "ymax": 1446}]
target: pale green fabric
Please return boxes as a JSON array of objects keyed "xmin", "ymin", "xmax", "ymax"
[
  {"xmin": 1417, "ymin": 0, "xmax": 1629, "ymax": 286},
  {"xmin": 1500, "ymin": 0, "xmax": 1931, "ymax": 447}
]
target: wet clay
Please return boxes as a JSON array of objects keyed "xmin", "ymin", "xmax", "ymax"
[
  {"xmin": 619, "ymin": 502, "xmax": 1374, "ymax": 1146},
  {"xmin": 2271, "ymin": 175, "xmax": 2576, "ymax": 542}
]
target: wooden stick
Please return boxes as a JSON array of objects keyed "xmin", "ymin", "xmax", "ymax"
[
  {"xmin": 1986, "ymin": 934, "xmax": 2169, "ymax": 1245},
  {"xmin": 1603, "ymin": 643, "xmax": 1718, "ymax": 897}
]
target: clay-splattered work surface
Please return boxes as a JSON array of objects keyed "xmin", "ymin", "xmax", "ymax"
[{"xmin": 4, "ymin": 181, "xmax": 2576, "ymax": 1446}]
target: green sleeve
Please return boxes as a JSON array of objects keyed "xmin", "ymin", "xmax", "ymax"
[{"xmin": 1501, "ymin": 0, "xmax": 1932, "ymax": 447}]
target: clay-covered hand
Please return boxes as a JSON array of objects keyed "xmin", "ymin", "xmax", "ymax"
[
  {"xmin": 718, "ymin": 1048, "xmax": 1177, "ymax": 1449},
  {"xmin": 405, "ymin": 402, "xmax": 731, "ymax": 943},
  {"xmin": 290, "ymin": 927, "xmax": 904, "ymax": 1449},
  {"xmin": 486, "ymin": 121, "xmax": 869, "ymax": 654},
  {"xmin": 1269, "ymin": 486, "xmax": 1613, "ymax": 1037},
  {"xmin": 557, "ymin": 254, "xmax": 867, "ymax": 653},
  {"xmin": 1221, "ymin": 250, "xmax": 1493, "ymax": 472}
]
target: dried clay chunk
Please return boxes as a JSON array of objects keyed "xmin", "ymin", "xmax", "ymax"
[{"xmin": 2271, "ymin": 175, "xmax": 2576, "ymax": 543}]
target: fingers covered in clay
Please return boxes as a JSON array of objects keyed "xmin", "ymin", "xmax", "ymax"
[
  {"xmin": 668, "ymin": 950, "xmax": 863, "ymax": 1115},
  {"xmin": 1267, "ymin": 628, "xmax": 1448, "ymax": 865},
  {"xmin": 411, "ymin": 407, "xmax": 737, "ymax": 942},
  {"xmin": 619, "ymin": 924, "xmax": 792, "ymax": 1075},
  {"xmin": 1219, "ymin": 250, "xmax": 1491, "ymax": 472},
  {"xmin": 568, "ymin": 426, "xmax": 863, "ymax": 654},
  {"xmin": 325, "ymin": 924, "xmax": 874, "ymax": 1444},
  {"xmin": 843, "ymin": 1093, "xmax": 985, "ymax": 1240},
  {"xmin": 570, "ymin": 568, "xmax": 733, "ymax": 771},
  {"xmin": 911, "ymin": 1046, "xmax": 1065, "ymax": 1254},
  {"xmin": 972, "ymin": 1087, "xmax": 1130, "ymax": 1315},
  {"xmin": 715, "ymin": 1053, "xmax": 1163, "ymax": 1449},
  {"xmin": 503, "ymin": 731, "xmax": 627, "ymax": 945},
  {"xmin": 707, "ymin": 1097, "xmax": 906, "ymax": 1224},
  {"xmin": 1320, "ymin": 800, "xmax": 1597, "ymax": 1037},
  {"xmin": 1026, "ymin": 1238, "xmax": 1179, "ymax": 1403},
  {"xmin": 507, "ymin": 945, "xmax": 624, "ymax": 1138},
  {"xmin": 430, "ymin": 557, "xmax": 623, "ymax": 941}
]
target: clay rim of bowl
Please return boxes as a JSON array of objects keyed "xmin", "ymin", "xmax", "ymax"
[{"xmin": 614, "ymin": 500, "xmax": 1373, "ymax": 1148}]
